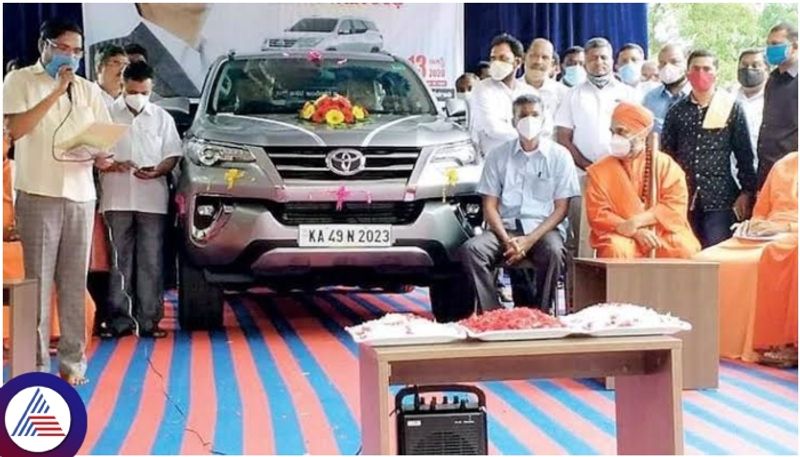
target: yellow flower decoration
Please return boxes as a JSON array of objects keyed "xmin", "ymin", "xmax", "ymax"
[
  {"xmin": 442, "ymin": 167, "xmax": 459, "ymax": 201},
  {"xmin": 300, "ymin": 102, "xmax": 315, "ymax": 120},
  {"xmin": 224, "ymin": 169, "xmax": 246, "ymax": 190},
  {"xmin": 445, "ymin": 168, "xmax": 459, "ymax": 187},
  {"xmin": 352, "ymin": 106, "xmax": 366, "ymax": 121},
  {"xmin": 325, "ymin": 109, "xmax": 345, "ymax": 126}
]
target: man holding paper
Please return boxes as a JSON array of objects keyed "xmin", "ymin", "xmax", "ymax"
[
  {"xmin": 100, "ymin": 61, "xmax": 182, "ymax": 339},
  {"xmin": 3, "ymin": 19, "xmax": 113, "ymax": 385}
]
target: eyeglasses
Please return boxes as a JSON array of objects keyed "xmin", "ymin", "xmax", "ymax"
[{"xmin": 46, "ymin": 39, "xmax": 84, "ymax": 58}]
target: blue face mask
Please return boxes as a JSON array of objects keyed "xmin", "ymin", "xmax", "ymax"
[
  {"xmin": 618, "ymin": 62, "xmax": 642, "ymax": 86},
  {"xmin": 562, "ymin": 65, "xmax": 586, "ymax": 87},
  {"xmin": 765, "ymin": 43, "xmax": 790, "ymax": 66},
  {"xmin": 44, "ymin": 52, "xmax": 80, "ymax": 79}
]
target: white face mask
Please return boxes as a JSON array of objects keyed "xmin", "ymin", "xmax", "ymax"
[
  {"xmin": 489, "ymin": 60, "xmax": 515, "ymax": 81},
  {"xmin": 516, "ymin": 115, "xmax": 544, "ymax": 141},
  {"xmin": 659, "ymin": 63, "xmax": 685, "ymax": 85},
  {"xmin": 455, "ymin": 92, "xmax": 471, "ymax": 101},
  {"xmin": 609, "ymin": 127, "xmax": 649, "ymax": 157},
  {"xmin": 125, "ymin": 93, "xmax": 150, "ymax": 113},
  {"xmin": 609, "ymin": 133, "xmax": 634, "ymax": 157}
]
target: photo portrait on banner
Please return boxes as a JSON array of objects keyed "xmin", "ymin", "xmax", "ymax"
[{"xmin": 83, "ymin": 3, "xmax": 464, "ymax": 101}]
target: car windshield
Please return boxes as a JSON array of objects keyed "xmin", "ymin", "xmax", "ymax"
[
  {"xmin": 289, "ymin": 18, "xmax": 338, "ymax": 32},
  {"xmin": 210, "ymin": 57, "xmax": 437, "ymax": 116}
]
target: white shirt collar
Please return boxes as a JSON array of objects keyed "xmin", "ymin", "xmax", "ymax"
[
  {"xmin": 141, "ymin": 18, "xmax": 208, "ymax": 89},
  {"xmin": 514, "ymin": 136, "xmax": 552, "ymax": 160},
  {"xmin": 737, "ymin": 85, "xmax": 765, "ymax": 102}
]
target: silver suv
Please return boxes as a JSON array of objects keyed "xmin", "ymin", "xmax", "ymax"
[
  {"xmin": 262, "ymin": 16, "xmax": 384, "ymax": 53},
  {"xmin": 176, "ymin": 50, "xmax": 482, "ymax": 330}
]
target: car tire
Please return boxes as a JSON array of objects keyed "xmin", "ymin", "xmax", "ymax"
[
  {"xmin": 178, "ymin": 249, "xmax": 224, "ymax": 331},
  {"xmin": 428, "ymin": 271, "xmax": 475, "ymax": 323}
]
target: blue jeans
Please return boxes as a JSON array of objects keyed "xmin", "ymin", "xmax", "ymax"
[{"xmin": 690, "ymin": 209, "xmax": 735, "ymax": 248}]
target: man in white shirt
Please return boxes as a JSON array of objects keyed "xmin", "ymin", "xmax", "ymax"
[
  {"xmin": 95, "ymin": 44, "xmax": 129, "ymax": 108},
  {"xmin": 469, "ymin": 33, "xmax": 536, "ymax": 156},
  {"xmin": 615, "ymin": 43, "xmax": 648, "ymax": 101},
  {"xmin": 3, "ymin": 19, "xmax": 113, "ymax": 385},
  {"xmin": 519, "ymin": 38, "xmax": 568, "ymax": 139},
  {"xmin": 100, "ymin": 61, "xmax": 182, "ymax": 339},
  {"xmin": 555, "ymin": 37, "xmax": 637, "ymax": 257}
]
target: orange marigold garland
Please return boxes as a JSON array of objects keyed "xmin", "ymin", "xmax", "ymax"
[{"xmin": 299, "ymin": 93, "xmax": 369, "ymax": 127}]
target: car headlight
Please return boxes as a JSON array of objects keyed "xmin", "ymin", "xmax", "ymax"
[
  {"xmin": 186, "ymin": 138, "xmax": 257, "ymax": 166},
  {"xmin": 429, "ymin": 141, "xmax": 479, "ymax": 167},
  {"xmin": 296, "ymin": 37, "xmax": 324, "ymax": 47}
]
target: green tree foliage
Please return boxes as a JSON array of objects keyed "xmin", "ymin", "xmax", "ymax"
[{"xmin": 648, "ymin": 3, "xmax": 798, "ymax": 85}]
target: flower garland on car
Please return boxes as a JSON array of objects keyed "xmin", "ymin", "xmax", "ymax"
[{"xmin": 299, "ymin": 93, "xmax": 369, "ymax": 127}]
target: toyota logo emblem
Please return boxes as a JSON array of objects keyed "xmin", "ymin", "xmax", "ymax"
[{"xmin": 326, "ymin": 149, "xmax": 366, "ymax": 176}]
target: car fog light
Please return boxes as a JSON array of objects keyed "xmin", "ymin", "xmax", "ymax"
[{"xmin": 197, "ymin": 205, "xmax": 215, "ymax": 217}]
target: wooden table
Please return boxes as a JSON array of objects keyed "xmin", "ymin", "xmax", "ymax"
[
  {"xmin": 572, "ymin": 258, "xmax": 718, "ymax": 390},
  {"xmin": 359, "ymin": 336, "xmax": 683, "ymax": 455},
  {"xmin": 3, "ymin": 278, "xmax": 39, "ymax": 378}
]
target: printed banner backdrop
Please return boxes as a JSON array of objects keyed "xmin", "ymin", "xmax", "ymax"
[{"xmin": 83, "ymin": 2, "xmax": 464, "ymax": 101}]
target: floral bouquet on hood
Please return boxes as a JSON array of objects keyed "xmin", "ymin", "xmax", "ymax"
[{"xmin": 299, "ymin": 93, "xmax": 369, "ymax": 127}]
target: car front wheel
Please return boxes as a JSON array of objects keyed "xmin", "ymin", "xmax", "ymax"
[{"xmin": 178, "ymin": 249, "xmax": 224, "ymax": 331}]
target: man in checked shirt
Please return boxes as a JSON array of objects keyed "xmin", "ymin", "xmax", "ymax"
[{"xmin": 661, "ymin": 49, "xmax": 756, "ymax": 248}]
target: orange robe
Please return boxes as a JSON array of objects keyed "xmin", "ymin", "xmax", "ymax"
[
  {"xmin": 2, "ymin": 136, "xmax": 96, "ymax": 342},
  {"xmin": 585, "ymin": 150, "xmax": 701, "ymax": 258},
  {"xmin": 752, "ymin": 152, "xmax": 798, "ymax": 349},
  {"xmin": 693, "ymin": 152, "xmax": 798, "ymax": 360}
]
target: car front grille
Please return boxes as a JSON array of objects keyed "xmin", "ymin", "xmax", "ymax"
[
  {"xmin": 267, "ymin": 201, "xmax": 425, "ymax": 225},
  {"xmin": 267, "ymin": 147, "xmax": 421, "ymax": 182},
  {"xmin": 268, "ymin": 39, "xmax": 298, "ymax": 47}
]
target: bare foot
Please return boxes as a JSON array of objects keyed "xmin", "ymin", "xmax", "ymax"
[{"xmin": 60, "ymin": 371, "xmax": 89, "ymax": 386}]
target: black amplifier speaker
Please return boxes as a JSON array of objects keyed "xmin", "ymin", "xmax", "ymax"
[{"xmin": 396, "ymin": 385, "xmax": 488, "ymax": 455}]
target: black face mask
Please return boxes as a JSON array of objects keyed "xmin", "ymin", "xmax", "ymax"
[{"xmin": 738, "ymin": 68, "xmax": 765, "ymax": 88}]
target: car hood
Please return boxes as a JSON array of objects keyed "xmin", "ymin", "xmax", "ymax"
[{"xmin": 191, "ymin": 113, "xmax": 470, "ymax": 148}]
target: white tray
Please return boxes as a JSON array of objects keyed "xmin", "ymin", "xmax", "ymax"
[
  {"xmin": 348, "ymin": 328, "xmax": 467, "ymax": 347},
  {"xmin": 580, "ymin": 323, "xmax": 692, "ymax": 337},
  {"xmin": 466, "ymin": 327, "xmax": 572, "ymax": 341}
]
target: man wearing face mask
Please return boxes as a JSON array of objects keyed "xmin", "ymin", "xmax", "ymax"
[
  {"xmin": 560, "ymin": 46, "xmax": 586, "ymax": 88},
  {"xmin": 661, "ymin": 49, "xmax": 756, "ymax": 248},
  {"xmin": 615, "ymin": 43, "xmax": 647, "ymax": 101},
  {"xmin": 555, "ymin": 37, "xmax": 637, "ymax": 257},
  {"xmin": 461, "ymin": 94, "xmax": 580, "ymax": 312},
  {"xmin": 100, "ymin": 61, "xmax": 182, "ymax": 339},
  {"xmin": 585, "ymin": 102, "xmax": 700, "ymax": 258},
  {"xmin": 519, "ymin": 38, "xmax": 568, "ymax": 139},
  {"xmin": 643, "ymin": 44, "xmax": 692, "ymax": 135},
  {"xmin": 757, "ymin": 22, "xmax": 799, "ymax": 189},
  {"xmin": 735, "ymin": 49, "xmax": 769, "ymax": 170},
  {"xmin": 469, "ymin": 33, "xmax": 535, "ymax": 156},
  {"xmin": 3, "ymin": 19, "xmax": 113, "ymax": 385}
]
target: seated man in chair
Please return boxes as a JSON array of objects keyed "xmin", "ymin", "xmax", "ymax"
[
  {"xmin": 585, "ymin": 101, "xmax": 701, "ymax": 258},
  {"xmin": 461, "ymin": 94, "xmax": 580, "ymax": 312}
]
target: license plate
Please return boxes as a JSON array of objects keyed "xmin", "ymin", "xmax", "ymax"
[{"xmin": 298, "ymin": 225, "xmax": 393, "ymax": 248}]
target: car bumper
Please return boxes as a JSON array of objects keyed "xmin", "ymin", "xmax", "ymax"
[{"xmin": 180, "ymin": 195, "xmax": 473, "ymax": 273}]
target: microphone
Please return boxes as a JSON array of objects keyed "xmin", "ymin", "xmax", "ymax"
[{"xmin": 66, "ymin": 83, "xmax": 73, "ymax": 102}]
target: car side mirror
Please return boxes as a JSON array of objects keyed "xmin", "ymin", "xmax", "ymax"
[{"xmin": 445, "ymin": 98, "xmax": 467, "ymax": 117}]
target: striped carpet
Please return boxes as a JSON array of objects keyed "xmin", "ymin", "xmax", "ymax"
[{"xmin": 4, "ymin": 289, "xmax": 798, "ymax": 455}]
